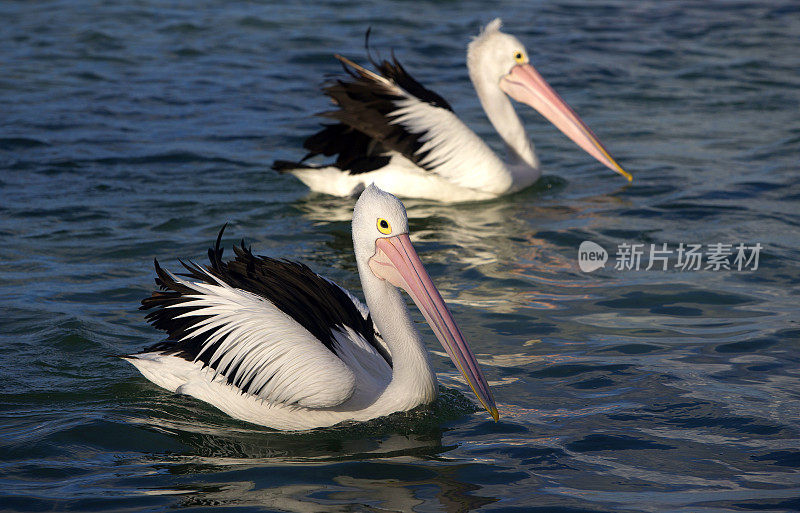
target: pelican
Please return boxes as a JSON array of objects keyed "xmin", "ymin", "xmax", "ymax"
[
  {"xmin": 274, "ymin": 18, "xmax": 631, "ymax": 203},
  {"xmin": 124, "ymin": 185, "xmax": 497, "ymax": 431}
]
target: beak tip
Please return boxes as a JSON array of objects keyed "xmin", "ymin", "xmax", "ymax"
[
  {"xmin": 615, "ymin": 165, "xmax": 633, "ymax": 183},
  {"xmin": 490, "ymin": 407, "xmax": 499, "ymax": 422}
]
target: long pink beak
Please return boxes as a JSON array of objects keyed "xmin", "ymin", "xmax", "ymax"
[
  {"xmin": 369, "ymin": 234, "xmax": 499, "ymax": 421},
  {"xmin": 500, "ymin": 63, "xmax": 632, "ymax": 182}
]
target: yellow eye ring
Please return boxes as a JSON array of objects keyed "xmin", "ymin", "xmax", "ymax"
[
  {"xmin": 514, "ymin": 51, "xmax": 525, "ymax": 64},
  {"xmin": 376, "ymin": 218, "xmax": 392, "ymax": 235}
]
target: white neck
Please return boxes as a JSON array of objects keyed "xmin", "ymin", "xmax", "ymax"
[
  {"xmin": 357, "ymin": 262, "xmax": 437, "ymax": 411},
  {"xmin": 470, "ymin": 68, "xmax": 541, "ymax": 184}
]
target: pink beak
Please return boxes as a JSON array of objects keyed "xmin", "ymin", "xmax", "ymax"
[
  {"xmin": 369, "ymin": 234, "xmax": 499, "ymax": 421},
  {"xmin": 500, "ymin": 63, "xmax": 632, "ymax": 182}
]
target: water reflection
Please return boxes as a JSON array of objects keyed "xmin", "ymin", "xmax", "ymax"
[
  {"xmin": 295, "ymin": 179, "xmax": 631, "ymax": 266},
  {"xmin": 294, "ymin": 189, "xmax": 535, "ymax": 271},
  {"xmin": 142, "ymin": 461, "xmax": 497, "ymax": 512},
  {"xmin": 121, "ymin": 384, "xmax": 478, "ymax": 458},
  {"xmin": 292, "ymin": 179, "xmax": 615, "ymax": 312},
  {"xmin": 128, "ymin": 405, "xmax": 497, "ymax": 512}
]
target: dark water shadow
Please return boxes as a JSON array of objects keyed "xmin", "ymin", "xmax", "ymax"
[{"xmin": 116, "ymin": 386, "xmax": 500, "ymax": 512}]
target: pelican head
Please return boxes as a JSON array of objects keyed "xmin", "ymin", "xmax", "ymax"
[
  {"xmin": 467, "ymin": 18, "xmax": 631, "ymax": 182},
  {"xmin": 352, "ymin": 184, "xmax": 498, "ymax": 421}
]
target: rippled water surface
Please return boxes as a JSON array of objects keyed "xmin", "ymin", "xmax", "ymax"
[{"xmin": 2, "ymin": 1, "xmax": 800, "ymax": 511}]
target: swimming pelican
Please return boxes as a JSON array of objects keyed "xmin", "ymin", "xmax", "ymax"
[
  {"xmin": 124, "ymin": 185, "xmax": 497, "ymax": 431},
  {"xmin": 274, "ymin": 18, "xmax": 631, "ymax": 202}
]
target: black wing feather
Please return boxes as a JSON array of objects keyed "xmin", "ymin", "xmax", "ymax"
[
  {"xmin": 140, "ymin": 226, "xmax": 392, "ymax": 388},
  {"xmin": 272, "ymin": 33, "xmax": 453, "ymax": 176}
]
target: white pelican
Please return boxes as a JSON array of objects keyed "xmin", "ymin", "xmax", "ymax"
[
  {"xmin": 124, "ymin": 185, "xmax": 497, "ymax": 431},
  {"xmin": 274, "ymin": 18, "xmax": 631, "ymax": 202}
]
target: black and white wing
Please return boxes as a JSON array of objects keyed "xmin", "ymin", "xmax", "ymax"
[
  {"xmin": 137, "ymin": 227, "xmax": 391, "ymax": 409},
  {"xmin": 273, "ymin": 47, "xmax": 495, "ymax": 182},
  {"xmin": 306, "ymin": 54, "xmax": 453, "ymax": 173}
]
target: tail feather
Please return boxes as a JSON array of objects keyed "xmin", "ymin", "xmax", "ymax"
[{"xmin": 272, "ymin": 160, "xmax": 317, "ymax": 174}]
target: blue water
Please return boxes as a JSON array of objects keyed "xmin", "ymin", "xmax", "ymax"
[{"xmin": 2, "ymin": 1, "xmax": 800, "ymax": 511}]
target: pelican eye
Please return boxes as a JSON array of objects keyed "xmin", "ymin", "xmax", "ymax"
[
  {"xmin": 377, "ymin": 218, "xmax": 392, "ymax": 235},
  {"xmin": 514, "ymin": 51, "xmax": 525, "ymax": 63}
]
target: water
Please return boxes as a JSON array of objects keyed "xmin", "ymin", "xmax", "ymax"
[{"xmin": 2, "ymin": 0, "xmax": 799, "ymax": 511}]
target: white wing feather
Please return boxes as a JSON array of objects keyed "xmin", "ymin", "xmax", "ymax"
[
  {"xmin": 164, "ymin": 268, "xmax": 357, "ymax": 409},
  {"xmin": 389, "ymin": 95, "xmax": 510, "ymax": 192}
]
